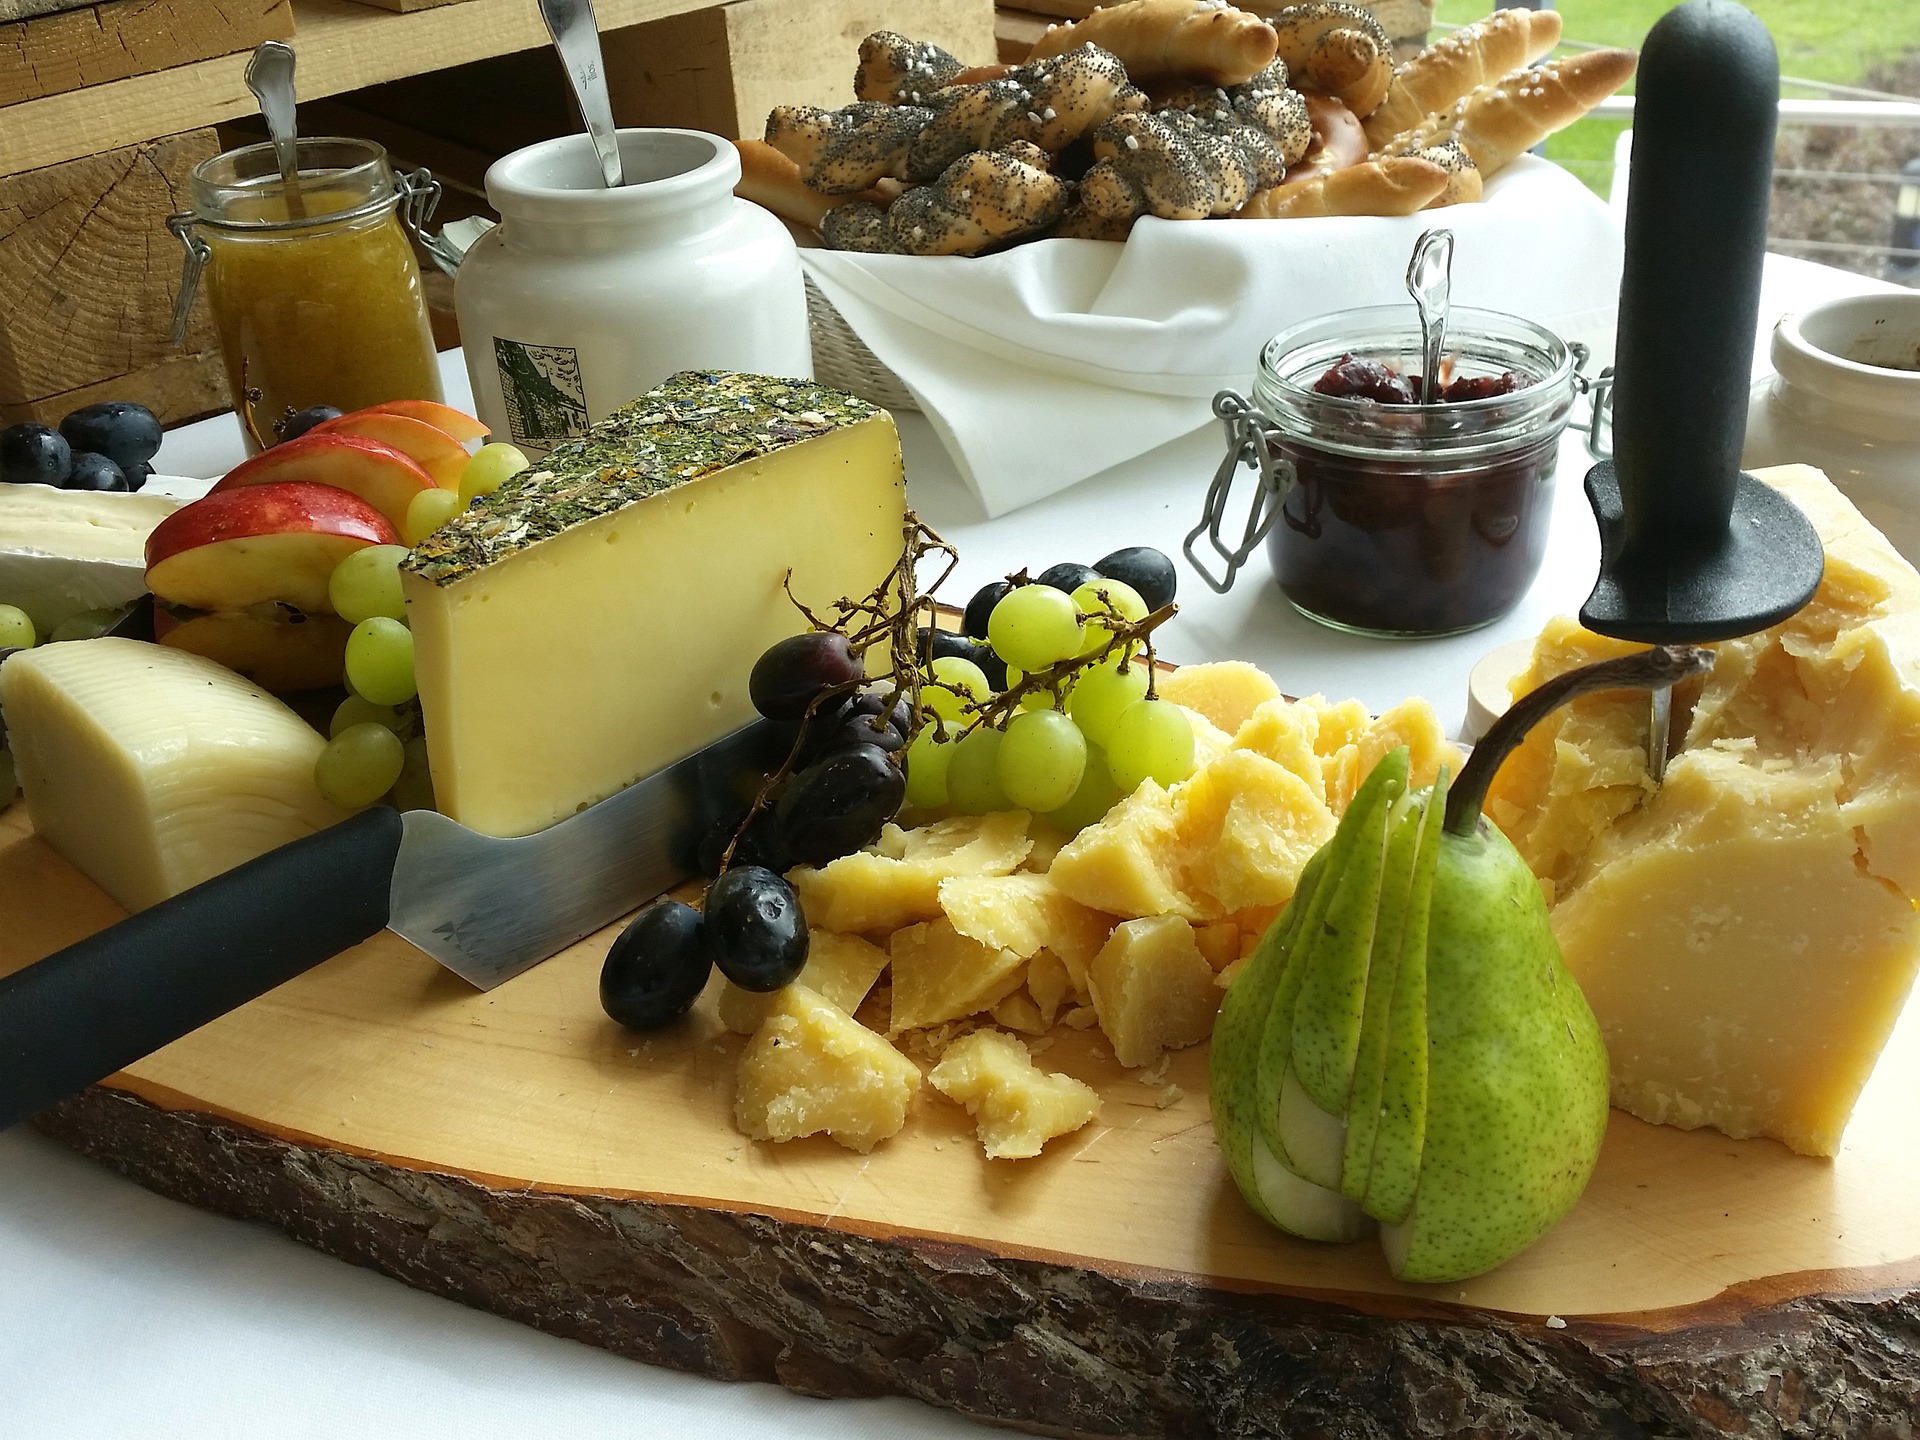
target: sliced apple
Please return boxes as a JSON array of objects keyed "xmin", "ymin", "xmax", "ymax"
[
  {"xmin": 147, "ymin": 481, "xmax": 399, "ymax": 614},
  {"xmin": 309, "ymin": 410, "xmax": 471, "ymax": 489},
  {"xmin": 212, "ymin": 433, "xmax": 436, "ymax": 529},
  {"xmin": 361, "ymin": 399, "xmax": 489, "ymax": 445},
  {"xmin": 156, "ymin": 603, "xmax": 353, "ymax": 693}
]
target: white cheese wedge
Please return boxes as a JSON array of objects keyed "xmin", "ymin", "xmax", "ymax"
[
  {"xmin": 1487, "ymin": 464, "xmax": 1920, "ymax": 1157},
  {"xmin": 0, "ymin": 484, "xmax": 181, "ymax": 633},
  {"xmin": 401, "ymin": 372, "xmax": 906, "ymax": 839},
  {"xmin": 0, "ymin": 637, "xmax": 344, "ymax": 911}
]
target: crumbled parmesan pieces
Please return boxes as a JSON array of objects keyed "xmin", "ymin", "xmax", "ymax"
[
  {"xmin": 734, "ymin": 985, "xmax": 920, "ymax": 1153},
  {"xmin": 929, "ymin": 1029, "xmax": 1100, "ymax": 1159}
]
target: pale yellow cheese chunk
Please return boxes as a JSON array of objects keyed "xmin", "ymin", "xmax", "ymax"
[
  {"xmin": 790, "ymin": 811, "xmax": 1031, "ymax": 934},
  {"xmin": 1154, "ymin": 660, "xmax": 1283, "ymax": 735},
  {"xmin": 938, "ymin": 871, "xmax": 1114, "ymax": 971},
  {"xmin": 888, "ymin": 917, "xmax": 1028, "ymax": 1034},
  {"xmin": 0, "ymin": 485, "xmax": 181, "ymax": 633},
  {"xmin": 404, "ymin": 407, "xmax": 905, "ymax": 837},
  {"xmin": 733, "ymin": 984, "xmax": 921, "ymax": 1152},
  {"xmin": 0, "ymin": 638, "xmax": 343, "ymax": 911},
  {"xmin": 1088, "ymin": 914, "xmax": 1223, "ymax": 1068},
  {"xmin": 716, "ymin": 930, "xmax": 890, "ymax": 1036},
  {"xmin": 928, "ymin": 1029, "xmax": 1101, "ymax": 1159},
  {"xmin": 1489, "ymin": 464, "xmax": 1920, "ymax": 1156}
]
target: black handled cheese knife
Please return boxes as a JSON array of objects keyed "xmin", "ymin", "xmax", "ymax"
[
  {"xmin": 0, "ymin": 717, "xmax": 787, "ymax": 1131},
  {"xmin": 1578, "ymin": 0, "xmax": 1823, "ymax": 776}
]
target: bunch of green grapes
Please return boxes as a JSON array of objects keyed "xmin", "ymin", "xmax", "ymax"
[{"xmin": 906, "ymin": 548, "xmax": 1192, "ymax": 834}]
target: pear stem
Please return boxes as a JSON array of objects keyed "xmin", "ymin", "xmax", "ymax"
[{"xmin": 1443, "ymin": 645, "xmax": 1717, "ymax": 837}]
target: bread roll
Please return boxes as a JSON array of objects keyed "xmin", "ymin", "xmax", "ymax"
[
  {"xmin": 1235, "ymin": 154, "xmax": 1450, "ymax": 218},
  {"xmin": 1269, "ymin": 3, "xmax": 1393, "ymax": 117},
  {"xmin": 1363, "ymin": 7, "xmax": 1563, "ymax": 147},
  {"xmin": 1375, "ymin": 48, "xmax": 1638, "ymax": 180},
  {"xmin": 1026, "ymin": 0, "xmax": 1279, "ymax": 87}
]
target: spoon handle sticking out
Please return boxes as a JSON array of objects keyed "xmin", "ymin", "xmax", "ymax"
[
  {"xmin": 1406, "ymin": 228, "xmax": 1453, "ymax": 406},
  {"xmin": 539, "ymin": 0, "xmax": 625, "ymax": 188},
  {"xmin": 245, "ymin": 41, "xmax": 306, "ymax": 221}
]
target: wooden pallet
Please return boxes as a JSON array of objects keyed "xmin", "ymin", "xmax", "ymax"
[
  {"xmin": 0, "ymin": 0, "xmax": 292, "ymax": 108},
  {"xmin": 5, "ymin": 796, "xmax": 1918, "ymax": 1436}
]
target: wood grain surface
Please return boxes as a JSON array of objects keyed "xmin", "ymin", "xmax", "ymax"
[
  {"xmin": 0, "ymin": 0, "xmax": 292, "ymax": 108},
  {"xmin": 0, "ymin": 129, "xmax": 226, "ymax": 423},
  {"xmin": 5, "ymin": 789, "xmax": 1920, "ymax": 1436}
]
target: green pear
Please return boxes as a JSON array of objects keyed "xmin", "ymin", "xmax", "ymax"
[
  {"xmin": 1377, "ymin": 805, "xmax": 1608, "ymax": 1282},
  {"xmin": 1209, "ymin": 645, "xmax": 1715, "ymax": 1283}
]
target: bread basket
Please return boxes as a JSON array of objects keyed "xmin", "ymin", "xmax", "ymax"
[{"xmin": 805, "ymin": 276, "xmax": 919, "ymax": 413}]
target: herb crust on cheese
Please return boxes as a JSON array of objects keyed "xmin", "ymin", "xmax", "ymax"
[{"xmin": 403, "ymin": 372, "xmax": 881, "ymax": 586}]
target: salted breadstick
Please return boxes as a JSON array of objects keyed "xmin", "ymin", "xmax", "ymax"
[
  {"xmin": 734, "ymin": 140, "xmax": 851, "ymax": 228},
  {"xmin": 1377, "ymin": 48, "xmax": 1637, "ymax": 180},
  {"xmin": 1235, "ymin": 154, "xmax": 1449, "ymax": 218},
  {"xmin": 856, "ymin": 32, "xmax": 968, "ymax": 104},
  {"xmin": 1363, "ymin": 8, "xmax": 1563, "ymax": 148},
  {"xmin": 765, "ymin": 101, "xmax": 929, "ymax": 193},
  {"xmin": 1268, "ymin": 3, "xmax": 1393, "ymax": 118},
  {"xmin": 1026, "ymin": 0, "xmax": 1279, "ymax": 87}
]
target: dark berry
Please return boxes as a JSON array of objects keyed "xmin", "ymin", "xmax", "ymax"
[
  {"xmin": 963, "ymin": 579, "xmax": 1012, "ymax": 638},
  {"xmin": 0, "ymin": 424, "xmax": 71, "ymax": 486},
  {"xmin": 1313, "ymin": 355, "xmax": 1416, "ymax": 405},
  {"xmin": 703, "ymin": 866, "xmax": 808, "ymax": 992},
  {"xmin": 1440, "ymin": 372, "xmax": 1523, "ymax": 403},
  {"xmin": 121, "ymin": 461, "xmax": 153, "ymax": 492},
  {"xmin": 750, "ymin": 631, "xmax": 863, "ymax": 722},
  {"xmin": 1036, "ymin": 561, "xmax": 1099, "ymax": 594},
  {"xmin": 697, "ymin": 804, "xmax": 789, "ymax": 876},
  {"xmin": 66, "ymin": 453, "xmax": 129, "ymax": 491},
  {"xmin": 814, "ymin": 706, "xmax": 906, "ymax": 756},
  {"xmin": 775, "ymin": 742, "xmax": 906, "ymax": 867},
  {"xmin": 599, "ymin": 900, "xmax": 711, "ymax": 1030},
  {"xmin": 1094, "ymin": 546, "xmax": 1177, "ymax": 612},
  {"xmin": 275, "ymin": 404, "xmax": 344, "ymax": 443},
  {"xmin": 59, "ymin": 402, "xmax": 161, "ymax": 473}
]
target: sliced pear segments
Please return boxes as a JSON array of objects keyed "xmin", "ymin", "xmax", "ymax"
[
  {"xmin": 1359, "ymin": 769, "xmax": 1445, "ymax": 1225},
  {"xmin": 1208, "ymin": 857, "xmax": 1320, "ymax": 1227},
  {"xmin": 1288, "ymin": 748, "xmax": 1406, "ymax": 1116},
  {"xmin": 1275, "ymin": 1064, "xmax": 1347, "ymax": 1190},
  {"xmin": 1381, "ymin": 818, "xmax": 1610, "ymax": 1284},
  {"xmin": 1338, "ymin": 786, "xmax": 1427, "ymax": 1205},
  {"xmin": 1250, "ymin": 1130, "xmax": 1373, "ymax": 1244},
  {"xmin": 1254, "ymin": 751, "xmax": 1407, "ymax": 1164}
]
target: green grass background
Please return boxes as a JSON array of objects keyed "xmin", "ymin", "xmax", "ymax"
[{"xmin": 1432, "ymin": 1, "xmax": 1920, "ymax": 193}]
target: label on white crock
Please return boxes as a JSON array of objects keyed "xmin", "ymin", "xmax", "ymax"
[{"xmin": 493, "ymin": 337, "xmax": 588, "ymax": 448}]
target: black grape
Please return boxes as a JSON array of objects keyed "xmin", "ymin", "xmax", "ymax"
[
  {"xmin": 704, "ymin": 866, "xmax": 809, "ymax": 992},
  {"xmin": 750, "ymin": 632, "xmax": 863, "ymax": 722},
  {"xmin": 1095, "ymin": 546, "xmax": 1178, "ymax": 612},
  {"xmin": 776, "ymin": 742, "xmax": 906, "ymax": 867},
  {"xmin": 599, "ymin": 901, "xmax": 712, "ymax": 1030}
]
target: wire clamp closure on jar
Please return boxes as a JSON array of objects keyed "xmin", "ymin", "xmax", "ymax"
[{"xmin": 1183, "ymin": 390, "xmax": 1295, "ymax": 595}]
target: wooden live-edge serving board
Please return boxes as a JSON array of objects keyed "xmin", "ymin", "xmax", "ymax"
[{"xmin": 5, "ymin": 794, "xmax": 1919, "ymax": 1437}]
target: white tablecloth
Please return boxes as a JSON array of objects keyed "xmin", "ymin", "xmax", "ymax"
[{"xmin": 0, "ymin": 253, "xmax": 1902, "ymax": 1439}]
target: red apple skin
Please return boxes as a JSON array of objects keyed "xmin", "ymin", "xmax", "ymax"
[
  {"xmin": 361, "ymin": 399, "xmax": 489, "ymax": 444},
  {"xmin": 146, "ymin": 481, "xmax": 399, "ymax": 614},
  {"xmin": 211, "ymin": 432, "xmax": 436, "ymax": 528},
  {"xmin": 309, "ymin": 410, "xmax": 470, "ymax": 489},
  {"xmin": 157, "ymin": 603, "xmax": 352, "ymax": 692}
]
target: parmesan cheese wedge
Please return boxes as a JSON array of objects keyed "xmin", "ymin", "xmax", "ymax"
[{"xmin": 0, "ymin": 638, "xmax": 344, "ymax": 911}]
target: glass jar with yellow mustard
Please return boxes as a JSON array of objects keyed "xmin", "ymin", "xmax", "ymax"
[{"xmin": 170, "ymin": 137, "xmax": 444, "ymax": 448}]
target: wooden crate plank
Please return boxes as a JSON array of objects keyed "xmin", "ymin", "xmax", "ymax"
[
  {"xmin": 0, "ymin": 0, "xmax": 711, "ymax": 178},
  {"xmin": 0, "ymin": 128, "xmax": 228, "ymax": 425},
  {"xmin": 994, "ymin": 5, "xmax": 1046, "ymax": 64},
  {"xmin": 603, "ymin": 0, "xmax": 996, "ymax": 140},
  {"xmin": 0, "ymin": 0, "xmax": 293, "ymax": 109}
]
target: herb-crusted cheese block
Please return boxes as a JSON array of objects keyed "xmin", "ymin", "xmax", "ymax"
[{"xmin": 401, "ymin": 372, "xmax": 904, "ymax": 838}]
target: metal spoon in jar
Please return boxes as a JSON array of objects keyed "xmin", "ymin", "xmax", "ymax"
[
  {"xmin": 245, "ymin": 41, "xmax": 307, "ymax": 221},
  {"xmin": 538, "ymin": 0, "xmax": 625, "ymax": 188},
  {"xmin": 1407, "ymin": 228, "xmax": 1454, "ymax": 405}
]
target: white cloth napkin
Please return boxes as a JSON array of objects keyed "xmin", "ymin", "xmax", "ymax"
[{"xmin": 800, "ymin": 156, "xmax": 1624, "ymax": 518}]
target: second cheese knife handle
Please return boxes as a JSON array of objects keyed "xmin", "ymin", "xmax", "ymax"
[{"xmin": 0, "ymin": 805, "xmax": 402, "ymax": 1132}]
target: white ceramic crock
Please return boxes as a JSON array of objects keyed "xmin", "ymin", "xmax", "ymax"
[
  {"xmin": 1743, "ymin": 292, "xmax": 1920, "ymax": 561},
  {"xmin": 455, "ymin": 128, "xmax": 811, "ymax": 455}
]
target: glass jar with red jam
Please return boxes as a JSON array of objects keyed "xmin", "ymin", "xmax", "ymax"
[{"xmin": 1246, "ymin": 306, "xmax": 1578, "ymax": 637}]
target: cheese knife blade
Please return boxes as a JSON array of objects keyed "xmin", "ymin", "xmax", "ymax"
[{"xmin": 0, "ymin": 718, "xmax": 786, "ymax": 1130}]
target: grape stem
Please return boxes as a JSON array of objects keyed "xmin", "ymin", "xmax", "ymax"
[
  {"xmin": 722, "ymin": 511, "xmax": 955, "ymax": 872},
  {"xmin": 1443, "ymin": 644, "xmax": 1716, "ymax": 838},
  {"xmin": 237, "ymin": 355, "xmax": 272, "ymax": 453},
  {"xmin": 955, "ymin": 589, "xmax": 1177, "ymax": 739}
]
